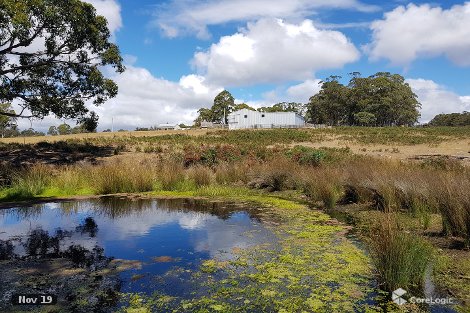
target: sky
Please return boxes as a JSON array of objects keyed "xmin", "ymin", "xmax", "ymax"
[{"xmin": 16, "ymin": 0, "xmax": 470, "ymax": 131}]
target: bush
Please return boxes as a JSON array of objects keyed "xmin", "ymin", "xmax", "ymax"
[{"xmin": 286, "ymin": 146, "xmax": 326, "ymax": 166}]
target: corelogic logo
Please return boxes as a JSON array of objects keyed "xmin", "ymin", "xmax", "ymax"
[
  {"xmin": 392, "ymin": 288, "xmax": 457, "ymax": 306},
  {"xmin": 392, "ymin": 288, "xmax": 407, "ymax": 305}
]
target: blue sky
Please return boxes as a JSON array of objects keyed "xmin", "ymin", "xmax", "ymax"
[{"xmin": 20, "ymin": 0, "xmax": 470, "ymax": 131}]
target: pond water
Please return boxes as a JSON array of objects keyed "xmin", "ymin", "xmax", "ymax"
[{"xmin": 0, "ymin": 197, "xmax": 276, "ymax": 311}]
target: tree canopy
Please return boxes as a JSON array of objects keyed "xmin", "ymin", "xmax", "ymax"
[
  {"xmin": 0, "ymin": 102, "xmax": 15, "ymax": 137},
  {"xmin": 212, "ymin": 90, "xmax": 235, "ymax": 124},
  {"xmin": 306, "ymin": 73, "xmax": 421, "ymax": 126},
  {"xmin": 257, "ymin": 102, "xmax": 305, "ymax": 116},
  {"xmin": 428, "ymin": 111, "xmax": 470, "ymax": 126},
  {"xmin": 194, "ymin": 90, "xmax": 235, "ymax": 126},
  {"xmin": 0, "ymin": 0, "xmax": 124, "ymax": 123}
]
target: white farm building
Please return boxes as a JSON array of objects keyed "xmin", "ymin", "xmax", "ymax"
[{"xmin": 227, "ymin": 109, "xmax": 305, "ymax": 130}]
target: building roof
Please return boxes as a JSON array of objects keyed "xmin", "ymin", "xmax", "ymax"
[{"xmin": 229, "ymin": 109, "xmax": 304, "ymax": 120}]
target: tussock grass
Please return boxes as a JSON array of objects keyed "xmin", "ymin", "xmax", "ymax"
[
  {"xmin": 248, "ymin": 157, "xmax": 302, "ymax": 192},
  {"xmin": 302, "ymin": 167, "xmax": 343, "ymax": 210},
  {"xmin": 92, "ymin": 159, "xmax": 155, "ymax": 194},
  {"xmin": 5, "ymin": 164, "xmax": 53, "ymax": 200},
  {"xmin": 53, "ymin": 165, "xmax": 91, "ymax": 195},
  {"xmin": 156, "ymin": 160, "xmax": 185, "ymax": 191},
  {"xmin": 214, "ymin": 162, "xmax": 249, "ymax": 185},
  {"xmin": 368, "ymin": 214, "xmax": 434, "ymax": 292},
  {"xmin": 187, "ymin": 165, "xmax": 212, "ymax": 187},
  {"xmin": 431, "ymin": 172, "xmax": 470, "ymax": 242}
]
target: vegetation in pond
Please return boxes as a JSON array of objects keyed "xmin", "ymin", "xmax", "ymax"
[{"xmin": 116, "ymin": 197, "xmax": 378, "ymax": 313}]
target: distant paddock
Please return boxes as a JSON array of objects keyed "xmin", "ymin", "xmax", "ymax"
[{"xmin": 0, "ymin": 128, "xmax": 209, "ymax": 144}]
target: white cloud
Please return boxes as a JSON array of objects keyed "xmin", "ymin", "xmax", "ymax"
[
  {"xmin": 287, "ymin": 79, "xmax": 322, "ymax": 103},
  {"xmin": 407, "ymin": 78, "xmax": 470, "ymax": 123},
  {"xmin": 91, "ymin": 66, "xmax": 222, "ymax": 130},
  {"xmin": 83, "ymin": 0, "xmax": 122, "ymax": 35},
  {"xmin": 16, "ymin": 64, "xmax": 222, "ymax": 131},
  {"xmin": 192, "ymin": 18, "xmax": 359, "ymax": 86},
  {"xmin": 367, "ymin": 2, "xmax": 470, "ymax": 66},
  {"xmin": 154, "ymin": 0, "xmax": 379, "ymax": 38}
]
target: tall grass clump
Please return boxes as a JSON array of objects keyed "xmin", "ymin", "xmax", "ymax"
[
  {"xmin": 302, "ymin": 167, "xmax": 343, "ymax": 210},
  {"xmin": 92, "ymin": 159, "xmax": 155, "ymax": 194},
  {"xmin": 214, "ymin": 162, "xmax": 249, "ymax": 185},
  {"xmin": 187, "ymin": 165, "xmax": 212, "ymax": 187},
  {"xmin": 431, "ymin": 172, "xmax": 470, "ymax": 242},
  {"xmin": 157, "ymin": 160, "xmax": 186, "ymax": 191},
  {"xmin": 6, "ymin": 164, "xmax": 53, "ymax": 199},
  {"xmin": 368, "ymin": 214, "xmax": 434, "ymax": 292},
  {"xmin": 53, "ymin": 165, "xmax": 92, "ymax": 195},
  {"xmin": 248, "ymin": 157, "xmax": 301, "ymax": 191}
]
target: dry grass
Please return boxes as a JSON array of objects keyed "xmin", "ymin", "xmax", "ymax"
[
  {"xmin": 214, "ymin": 162, "xmax": 250, "ymax": 185},
  {"xmin": 156, "ymin": 160, "xmax": 186, "ymax": 191},
  {"xmin": 0, "ymin": 128, "xmax": 208, "ymax": 144},
  {"xmin": 302, "ymin": 167, "xmax": 344, "ymax": 210},
  {"xmin": 92, "ymin": 158, "xmax": 156, "ymax": 194},
  {"xmin": 247, "ymin": 157, "xmax": 303, "ymax": 192},
  {"xmin": 187, "ymin": 165, "xmax": 213, "ymax": 187}
]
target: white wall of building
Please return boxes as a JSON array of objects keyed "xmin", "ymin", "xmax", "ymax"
[{"xmin": 228, "ymin": 109, "xmax": 305, "ymax": 130}]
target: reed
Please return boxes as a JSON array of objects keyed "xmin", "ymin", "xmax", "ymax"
[{"xmin": 368, "ymin": 214, "xmax": 434, "ymax": 292}]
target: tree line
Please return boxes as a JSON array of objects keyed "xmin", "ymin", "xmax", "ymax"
[
  {"xmin": 195, "ymin": 72, "xmax": 423, "ymax": 127},
  {"xmin": 428, "ymin": 112, "xmax": 470, "ymax": 126},
  {"xmin": 306, "ymin": 72, "xmax": 421, "ymax": 126}
]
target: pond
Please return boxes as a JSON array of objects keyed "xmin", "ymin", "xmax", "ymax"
[
  {"xmin": 0, "ymin": 197, "xmax": 277, "ymax": 312},
  {"xmin": 5, "ymin": 196, "xmax": 446, "ymax": 312}
]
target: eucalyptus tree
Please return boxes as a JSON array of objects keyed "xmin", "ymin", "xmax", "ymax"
[{"xmin": 0, "ymin": 0, "xmax": 124, "ymax": 124}]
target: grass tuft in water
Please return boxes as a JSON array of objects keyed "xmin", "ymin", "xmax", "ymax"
[{"xmin": 368, "ymin": 214, "xmax": 434, "ymax": 293}]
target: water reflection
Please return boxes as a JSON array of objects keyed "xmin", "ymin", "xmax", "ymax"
[{"xmin": 0, "ymin": 197, "xmax": 274, "ymax": 296}]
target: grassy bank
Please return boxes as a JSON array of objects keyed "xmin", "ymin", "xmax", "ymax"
[{"xmin": 1, "ymin": 127, "xmax": 469, "ymax": 311}]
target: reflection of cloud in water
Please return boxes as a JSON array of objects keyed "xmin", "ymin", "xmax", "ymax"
[
  {"xmin": 178, "ymin": 213, "xmax": 212, "ymax": 230},
  {"xmin": 0, "ymin": 199, "xmax": 272, "ymax": 260}
]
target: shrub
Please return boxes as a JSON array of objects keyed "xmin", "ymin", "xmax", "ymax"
[
  {"xmin": 0, "ymin": 163, "xmax": 16, "ymax": 187},
  {"xmin": 286, "ymin": 146, "xmax": 326, "ymax": 166}
]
